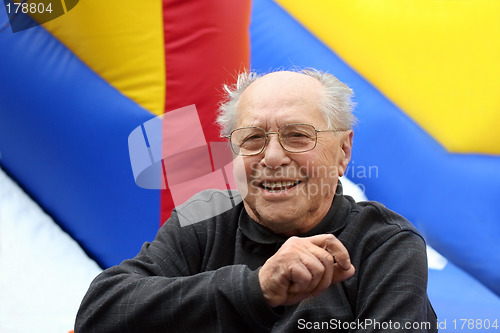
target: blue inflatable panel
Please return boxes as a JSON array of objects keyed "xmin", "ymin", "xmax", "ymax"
[
  {"xmin": 0, "ymin": 13, "xmax": 159, "ymax": 267},
  {"xmin": 428, "ymin": 263, "xmax": 500, "ymax": 331},
  {"xmin": 250, "ymin": 0, "xmax": 500, "ymax": 296}
]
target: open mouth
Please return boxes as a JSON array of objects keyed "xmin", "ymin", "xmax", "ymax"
[{"xmin": 261, "ymin": 180, "xmax": 301, "ymax": 192}]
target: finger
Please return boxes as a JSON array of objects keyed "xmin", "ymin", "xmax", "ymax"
[
  {"xmin": 331, "ymin": 263, "xmax": 356, "ymax": 285},
  {"xmin": 311, "ymin": 250, "xmax": 334, "ymax": 296},
  {"xmin": 297, "ymin": 240, "xmax": 335, "ymax": 294},
  {"xmin": 287, "ymin": 259, "xmax": 314, "ymax": 294},
  {"xmin": 288, "ymin": 248, "xmax": 330, "ymax": 294},
  {"xmin": 309, "ymin": 234, "xmax": 352, "ymax": 271},
  {"xmin": 283, "ymin": 237, "xmax": 326, "ymax": 294},
  {"xmin": 289, "ymin": 240, "xmax": 336, "ymax": 296},
  {"xmin": 305, "ymin": 240, "xmax": 354, "ymax": 289}
]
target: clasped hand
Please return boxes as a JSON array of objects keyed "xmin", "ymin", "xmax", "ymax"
[{"xmin": 259, "ymin": 234, "xmax": 355, "ymax": 308}]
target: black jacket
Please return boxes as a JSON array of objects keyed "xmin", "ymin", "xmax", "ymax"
[{"xmin": 75, "ymin": 184, "xmax": 436, "ymax": 332}]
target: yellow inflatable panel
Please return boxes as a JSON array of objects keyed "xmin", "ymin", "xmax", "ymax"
[
  {"xmin": 41, "ymin": 0, "xmax": 165, "ymax": 116},
  {"xmin": 275, "ymin": 0, "xmax": 500, "ymax": 154}
]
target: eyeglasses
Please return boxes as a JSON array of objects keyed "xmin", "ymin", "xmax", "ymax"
[{"xmin": 223, "ymin": 123, "xmax": 345, "ymax": 156}]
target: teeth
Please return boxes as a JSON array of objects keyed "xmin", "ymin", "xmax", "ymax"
[{"xmin": 262, "ymin": 181, "xmax": 299, "ymax": 190}]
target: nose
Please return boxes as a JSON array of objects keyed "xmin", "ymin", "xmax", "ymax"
[{"xmin": 260, "ymin": 134, "xmax": 291, "ymax": 168}]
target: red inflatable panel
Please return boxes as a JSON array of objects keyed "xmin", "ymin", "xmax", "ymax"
[{"xmin": 160, "ymin": 0, "xmax": 251, "ymax": 224}]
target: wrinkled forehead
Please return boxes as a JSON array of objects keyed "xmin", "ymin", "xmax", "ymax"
[
  {"xmin": 236, "ymin": 72, "xmax": 325, "ymax": 127},
  {"xmin": 240, "ymin": 71, "xmax": 322, "ymax": 106}
]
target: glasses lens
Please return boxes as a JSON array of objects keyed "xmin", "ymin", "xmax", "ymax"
[
  {"xmin": 280, "ymin": 124, "xmax": 317, "ymax": 152},
  {"xmin": 231, "ymin": 127, "xmax": 266, "ymax": 155}
]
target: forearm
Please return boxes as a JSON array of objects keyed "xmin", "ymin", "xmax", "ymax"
[{"xmin": 75, "ymin": 263, "xmax": 279, "ymax": 333}]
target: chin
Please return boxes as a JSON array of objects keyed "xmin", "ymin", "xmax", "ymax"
[{"xmin": 258, "ymin": 210, "xmax": 306, "ymax": 233}]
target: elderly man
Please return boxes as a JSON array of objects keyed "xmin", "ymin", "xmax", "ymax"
[{"xmin": 75, "ymin": 69, "xmax": 436, "ymax": 332}]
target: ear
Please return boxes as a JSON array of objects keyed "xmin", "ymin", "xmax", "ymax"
[{"xmin": 338, "ymin": 130, "xmax": 353, "ymax": 177}]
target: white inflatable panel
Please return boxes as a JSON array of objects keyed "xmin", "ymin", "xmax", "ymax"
[{"xmin": 0, "ymin": 168, "xmax": 102, "ymax": 333}]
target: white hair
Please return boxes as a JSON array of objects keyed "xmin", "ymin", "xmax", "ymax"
[{"xmin": 216, "ymin": 69, "xmax": 356, "ymax": 136}]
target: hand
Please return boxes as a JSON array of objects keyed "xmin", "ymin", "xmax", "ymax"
[{"xmin": 258, "ymin": 234, "xmax": 355, "ymax": 308}]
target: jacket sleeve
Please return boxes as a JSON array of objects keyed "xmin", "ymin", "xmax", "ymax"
[
  {"xmin": 351, "ymin": 229, "xmax": 437, "ymax": 332},
  {"xmin": 74, "ymin": 212, "xmax": 280, "ymax": 333}
]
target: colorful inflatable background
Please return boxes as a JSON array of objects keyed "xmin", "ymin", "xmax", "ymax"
[
  {"xmin": 250, "ymin": 0, "xmax": 500, "ymax": 296},
  {"xmin": 0, "ymin": 0, "xmax": 499, "ymax": 331}
]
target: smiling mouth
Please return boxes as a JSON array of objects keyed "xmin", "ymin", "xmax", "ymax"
[{"xmin": 261, "ymin": 180, "xmax": 302, "ymax": 192}]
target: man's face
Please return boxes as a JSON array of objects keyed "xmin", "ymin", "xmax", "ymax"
[{"xmin": 233, "ymin": 71, "xmax": 353, "ymax": 236}]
